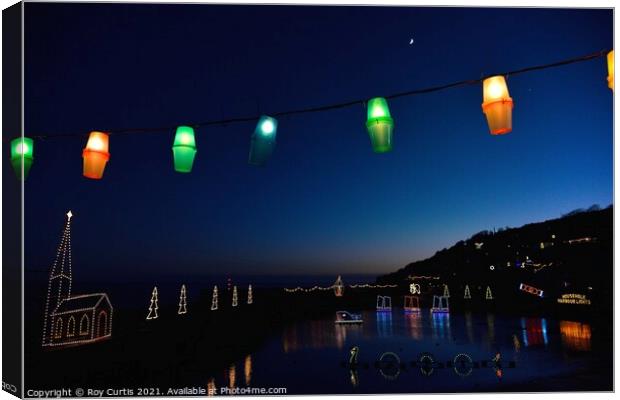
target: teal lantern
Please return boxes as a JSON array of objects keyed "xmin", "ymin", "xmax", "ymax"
[
  {"xmin": 248, "ymin": 116, "xmax": 278, "ymax": 166},
  {"xmin": 365, "ymin": 97, "xmax": 394, "ymax": 153},
  {"xmin": 172, "ymin": 126, "xmax": 197, "ymax": 173},
  {"xmin": 10, "ymin": 137, "xmax": 34, "ymax": 180}
]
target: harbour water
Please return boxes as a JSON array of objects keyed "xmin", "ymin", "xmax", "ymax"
[{"xmin": 207, "ymin": 310, "xmax": 610, "ymax": 393}]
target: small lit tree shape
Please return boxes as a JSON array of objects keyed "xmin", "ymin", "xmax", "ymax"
[
  {"xmin": 464, "ymin": 285, "xmax": 471, "ymax": 299},
  {"xmin": 486, "ymin": 286, "xmax": 494, "ymax": 300},
  {"xmin": 232, "ymin": 286, "xmax": 238, "ymax": 307},
  {"xmin": 146, "ymin": 286, "xmax": 159, "ymax": 320},
  {"xmin": 178, "ymin": 284, "xmax": 187, "ymax": 315},
  {"xmin": 247, "ymin": 284, "xmax": 253, "ymax": 305},
  {"xmin": 211, "ymin": 286, "xmax": 219, "ymax": 311},
  {"xmin": 443, "ymin": 284, "xmax": 450, "ymax": 298}
]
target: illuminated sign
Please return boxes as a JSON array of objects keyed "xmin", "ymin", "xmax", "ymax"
[
  {"xmin": 557, "ymin": 293, "xmax": 591, "ymax": 305},
  {"xmin": 519, "ymin": 283, "xmax": 544, "ymax": 297}
]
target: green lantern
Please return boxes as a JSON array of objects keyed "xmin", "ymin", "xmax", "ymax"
[
  {"xmin": 172, "ymin": 126, "xmax": 197, "ymax": 173},
  {"xmin": 10, "ymin": 137, "xmax": 34, "ymax": 180},
  {"xmin": 248, "ymin": 116, "xmax": 278, "ymax": 166},
  {"xmin": 365, "ymin": 97, "xmax": 394, "ymax": 153}
]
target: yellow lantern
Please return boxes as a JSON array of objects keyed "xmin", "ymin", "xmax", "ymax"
[
  {"xmin": 481, "ymin": 76, "xmax": 513, "ymax": 135},
  {"xmin": 607, "ymin": 50, "xmax": 614, "ymax": 91}
]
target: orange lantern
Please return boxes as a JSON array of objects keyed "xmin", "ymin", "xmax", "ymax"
[
  {"xmin": 481, "ymin": 76, "xmax": 513, "ymax": 135},
  {"xmin": 82, "ymin": 131, "xmax": 110, "ymax": 179},
  {"xmin": 607, "ymin": 50, "xmax": 614, "ymax": 91}
]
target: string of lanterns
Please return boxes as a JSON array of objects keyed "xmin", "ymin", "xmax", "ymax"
[{"xmin": 9, "ymin": 49, "xmax": 613, "ymax": 181}]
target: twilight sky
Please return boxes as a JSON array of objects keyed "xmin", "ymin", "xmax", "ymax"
[{"xmin": 19, "ymin": 4, "xmax": 613, "ymax": 279}]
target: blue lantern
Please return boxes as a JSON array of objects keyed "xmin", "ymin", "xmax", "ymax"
[{"xmin": 248, "ymin": 116, "xmax": 278, "ymax": 166}]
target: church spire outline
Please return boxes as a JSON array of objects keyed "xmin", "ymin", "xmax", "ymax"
[{"xmin": 42, "ymin": 211, "xmax": 74, "ymax": 345}]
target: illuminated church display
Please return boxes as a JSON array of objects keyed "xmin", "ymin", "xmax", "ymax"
[{"xmin": 42, "ymin": 212, "xmax": 113, "ymax": 348}]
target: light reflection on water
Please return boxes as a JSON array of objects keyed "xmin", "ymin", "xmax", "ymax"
[
  {"xmin": 207, "ymin": 378, "xmax": 216, "ymax": 397},
  {"xmin": 487, "ymin": 313, "xmax": 495, "ymax": 345},
  {"xmin": 520, "ymin": 317, "xmax": 549, "ymax": 347},
  {"xmin": 376, "ymin": 311, "xmax": 393, "ymax": 337},
  {"xmin": 209, "ymin": 311, "xmax": 597, "ymax": 393},
  {"xmin": 244, "ymin": 355, "xmax": 252, "ymax": 386},
  {"xmin": 283, "ymin": 320, "xmax": 363, "ymax": 353},
  {"xmin": 228, "ymin": 363, "xmax": 236, "ymax": 389},
  {"xmin": 560, "ymin": 321, "xmax": 592, "ymax": 351},
  {"xmin": 405, "ymin": 312, "xmax": 423, "ymax": 340},
  {"xmin": 431, "ymin": 312, "xmax": 451, "ymax": 341},
  {"xmin": 465, "ymin": 311, "xmax": 474, "ymax": 343}
]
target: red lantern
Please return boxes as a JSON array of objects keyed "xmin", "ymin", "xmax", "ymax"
[{"xmin": 82, "ymin": 131, "xmax": 110, "ymax": 179}]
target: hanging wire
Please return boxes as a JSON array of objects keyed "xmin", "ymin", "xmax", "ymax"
[{"xmin": 18, "ymin": 49, "xmax": 610, "ymax": 141}]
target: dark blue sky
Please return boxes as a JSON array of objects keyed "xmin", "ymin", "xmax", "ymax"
[{"xmin": 21, "ymin": 4, "xmax": 613, "ymax": 280}]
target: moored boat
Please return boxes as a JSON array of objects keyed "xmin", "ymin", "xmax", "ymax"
[{"xmin": 335, "ymin": 311, "xmax": 363, "ymax": 324}]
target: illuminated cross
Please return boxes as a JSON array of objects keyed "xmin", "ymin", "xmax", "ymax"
[{"xmin": 66, "ymin": 210, "xmax": 73, "ymax": 221}]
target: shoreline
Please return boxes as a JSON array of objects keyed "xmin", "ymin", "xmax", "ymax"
[{"xmin": 23, "ymin": 286, "xmax": 610, "ymax": 394}]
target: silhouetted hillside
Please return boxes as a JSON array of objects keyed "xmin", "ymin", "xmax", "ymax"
[{"xmin": 377, "ymin": 205, "xmax": 612, "ymax": 312}]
